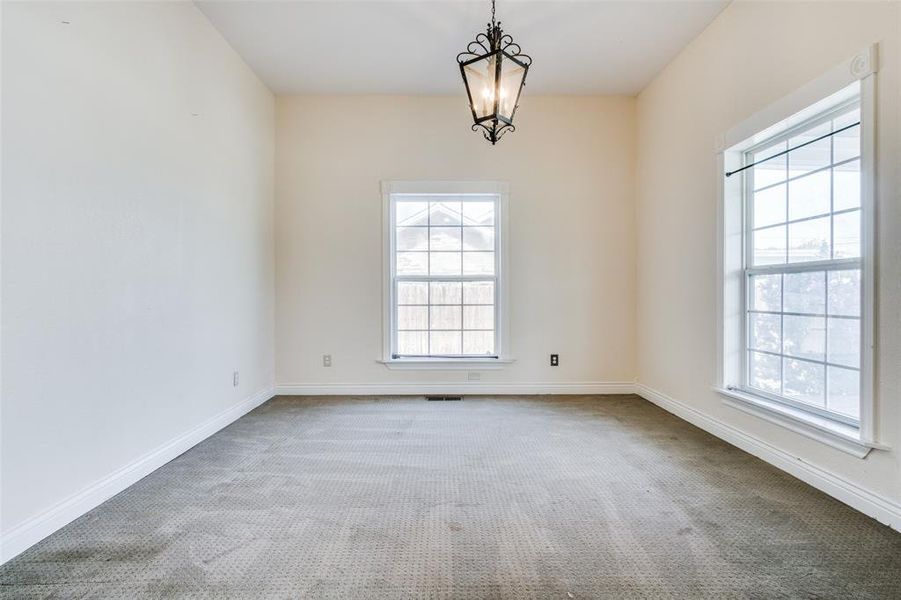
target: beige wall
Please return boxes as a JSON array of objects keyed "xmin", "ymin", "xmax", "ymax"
[
  {"xmin": 276, "ymin": 96, "xmax": 636, "ymax": 388},
  {"xmin": 636, "ymin": 2, "xmax": 901, "ymax": 505},
  {"xmin": 1, "ymin": 1, "xmax": 275, "ymax": 544}
]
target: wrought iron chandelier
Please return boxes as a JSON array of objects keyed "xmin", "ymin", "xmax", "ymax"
[{"xmin": 456, "ymin": 0, "xmax": 531, "ymax": 145}]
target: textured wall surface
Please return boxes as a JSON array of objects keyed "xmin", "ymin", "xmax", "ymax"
[
  {"xmin": 1, "ymin": 1, "xmax": 275, "ymax": 537},
  {"xmin": 276, "ymin": 95, "xmax": 637, "ymax": 388}
]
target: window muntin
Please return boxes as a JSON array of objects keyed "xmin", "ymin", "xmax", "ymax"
[
  {"xmin": 391, "ymin": 194, "xmax": 499, "ymax": 358},
  {"xmin": 743, "ymin": 101, "xmax": 862, "ymax": 424}
]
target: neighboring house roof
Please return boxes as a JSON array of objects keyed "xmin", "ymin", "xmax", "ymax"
[{"xmin": 397, "ymin": 202, "xmax": 492, "ymax": 228}]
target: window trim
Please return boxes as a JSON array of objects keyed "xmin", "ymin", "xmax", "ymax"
[
  {"xmin": 715, "ymin": 45, "xmax": 881, "ymax": 455},
  {"xmin": 714, "ymin": 385, "xmax": 886, "ymax": 459},
  {"xmin": 380, "ymin": 181, "xmax": 512, "ymax": 369}
]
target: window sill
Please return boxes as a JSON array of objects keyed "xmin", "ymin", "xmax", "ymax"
[
  {"xmin": 714, "ymin": 387, "xmax": 886, "ymax": 458},
  {"xmin": 379, "ymin": 358, "xmax": 515, "ymax": 371}
]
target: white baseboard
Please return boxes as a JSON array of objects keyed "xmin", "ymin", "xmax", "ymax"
[
  {"xmin": 635, "ymin": 383, "xmax": 901, "ymax": 532},
  {"xmin": 275, "ymin": 381, "xmax": 637, "ymax": 396},
  {"xmin": 0, "ymin": 386, "xmax": 275, "ymax": 565}
]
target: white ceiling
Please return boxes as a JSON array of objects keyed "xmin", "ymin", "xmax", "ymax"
[{"xmin": 196, "ymin": 1, "xmax": 730, "ymax": 95}]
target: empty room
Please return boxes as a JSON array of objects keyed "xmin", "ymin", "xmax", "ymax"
[{"xmin": 2, "ymin": 0, "xmax": 900, "ymax": 597}]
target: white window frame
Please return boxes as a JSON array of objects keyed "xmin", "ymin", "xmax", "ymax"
[
  {"xmin": 741, "ymin": 99, "xmax": 863, "ymax": 426},
  {"xmin": 380, "ymin": 181, "xmax": 513, "ymax": 370},
  {"xmin": 715, "ymin": 46, "xmax": 883, "ymax": 457}
]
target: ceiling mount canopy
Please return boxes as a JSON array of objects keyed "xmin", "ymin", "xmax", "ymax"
[{"xmin": 456, "ymin": 0, "xmax": 531, "ymax": 145}]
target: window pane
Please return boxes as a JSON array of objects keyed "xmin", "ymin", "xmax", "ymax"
[
  {"xmin": 463, "ymin": 252, "xmax": 495, "ymax": 275},
  {"xmin": 430, "ymin": 201, "xmax": 462, "ymax": 226},
  {"xmin": 783, "ymin": 358, "xmax": 825, "ymax": 407},
  {"xmin": 788, "ymin": 170, "xmax": 830, "ymax": 221},
  {"xmin": 750, "ymin": 274, "xmax": 781, "ymax": 312},
  {"xmin": 833, "ymin": 107, "xmax": 860, "ymax": 130},
  {"xmin": 752, "ymin": 144, "xmax": 787, "ymax": 190},
  {"xmin": 783, "ymin": 315, "xmax": 825, "ymax": 361},
  {"xmin": 396, "ymin": 227, "xmax": 428, "ymax": 251},
  {"xmin": 827, "ymin": 317, "xmax": 860, "ymax": 368},
  {"xmin": 397, "ymin": 252, "xmax": 428, "ymax": 275},
  {"xmin": 827, "ymin": 366, "xmax": 860, "ymax": 418},
  {"xmin": 788, "ymin": 216, "xmax": 830, "ymax": 263},
  {"xmin": 749, "ymin": 313, "xmax": 780, "ymax": 353},
  {"xmin": 832, "ymin": 119, "xmax": 860, "ymax": 163},
  {"xmin": 430, "ymin": 305, "xmax": 461, "ymax": 330},
  {"xmin": 397, "ymin": 331, "xmax": 428, "ymax": 355},
  {"xmin": 464, "ymin": 305, "xmax": 494, "ymax": 330},
  {"xmin": 749, "ymin": 351, "xmax": 780, "ymax": 394},
  {"xmin": 397, "ymin": 282, "xmax": 428, "ymax": 305},
  {"xmin": 430, "ymin": 227, "xmax": 462, "ymax": 251},
  {"xmin": 463, "ymin": 331, "xmax": 495, "ymax": 355},
  {"xmin": 462, "ymin": 201, "xmax": 495, "ymax": 225},
  {"xmin": 753, "ymin": 184, "xmax": 786, "ymax": 228},
  {"xmin": 753, "ymin": 225, "xmax": 786, "ymax": 266},
  {"xmin": 833, "ymin": 210, "xmax": 860, "ymax": 259},
  {"xmin": 827, "ymin": 270, "xmax": 860, "ymax": 317},
  {"xmin": 463, "ymin": 226, "xmax": 495, "ymax": 251},
  {"xmin": 429, "ymin": 281, "xmax": 461, "ymax": 304},
  {"xmin": 430, "ymin": 252, "xmax": 461, "ymax": 276},
  {"xmin": 430, "ymin": 331, "xmax": 461, "ymax": 355},
  {"xmin": 788, "ymin": 123, "xmax": 831, "ymax": 178},
  {"xmin": 833, "ymin": 160, "xmax": 860, "ymax": 211},
  {"xmin": 397, "ymin": 306, "xmax": 428, "ymax": 330},
  {"xmin": 396, "ymin": 201, "xmax": 429, "ymax": 226},
  {"xmin": 783, "ymin": 271, "xmax": 825, "ymax": 315},
  {"xmin": 463, "ymin": 281, "xmax": 495, "ymax": 304}
]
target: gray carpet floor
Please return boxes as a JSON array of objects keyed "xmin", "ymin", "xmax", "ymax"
[{"xmin": 2, "ymin": 394, "xmax": 900, "ymax": 599}]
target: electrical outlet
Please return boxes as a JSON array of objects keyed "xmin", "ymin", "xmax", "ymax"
[
  {"xmin": 323, "ymin": 354, "xmax": 332, "ymax": 367},
  {"xmin": 550, "ymin": 354, "xmax": 559, "ymax": 367},
  {"xmin": 467, "ymin": 372, "xmax": 481, "ymax": 381},
  {"xmin": 233, "ymin": 370, "xmax": 239, "ymax": 386}
]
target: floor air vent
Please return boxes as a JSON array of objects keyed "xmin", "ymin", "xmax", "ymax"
[{"xmin": 427, "ymin": 395, "xmax": 462, "ymax": 401}]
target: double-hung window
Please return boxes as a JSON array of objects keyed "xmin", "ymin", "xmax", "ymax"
[
  {"xmin": 382, "ymin": 182, "xmax": 509, "ymax": 366},
  {"xmin": 744, "ymin": 100, "xmax": 863, "ymax": 424},
  {"xmin": 717, "ymin": 47, "xmax": 878, "ymax": 454}
]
